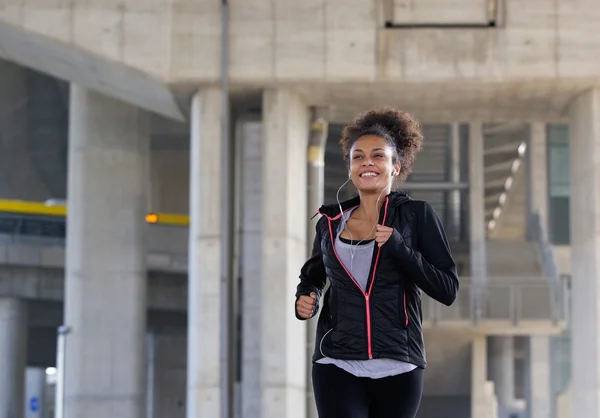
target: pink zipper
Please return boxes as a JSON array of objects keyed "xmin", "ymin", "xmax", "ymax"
[{"xmin": 325, "ymin": 198, "xmax": 390, "ymax": 359}]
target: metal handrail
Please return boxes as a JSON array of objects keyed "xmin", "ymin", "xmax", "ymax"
[
  {"xmin": 529, "ymin": 212, "xmax": 565, "ymax": 323},
  {"xmin": 423, "ymin": 277, "xmax": 567, "ymax": 325},
  {"xmin": 0, "ymin": 211, "xmax": 570, "ymax": 326},
  {"xmin": 0, "ymin": 215, "xmax": 189, "ymax": 272},
  {"xmin": 422, "ymin": 277, "xmax": 566, "ymax": 326}
]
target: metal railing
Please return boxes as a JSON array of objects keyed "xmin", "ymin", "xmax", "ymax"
[
  {"xmin": 530, "ymin": 212, "xmax": 568, "ymax": 324},
  {"xmin": 422, "ymin": 277, "xmax": 568, "ymax": 326},
  {"xmin": 0, "ymin": 208, "xmax": 571, "ymax": 327},
  {"xmin": 0, "ymin": 212, "xmax": 65, "ymax": 242},
  {"xmin": 0, "ymin": 212, "xmax": 189, "ymax": 272}
]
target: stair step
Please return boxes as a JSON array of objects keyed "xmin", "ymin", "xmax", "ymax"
[{"xmin": 487, "ymin": 240, "xmax": 543, "ymax": 277}]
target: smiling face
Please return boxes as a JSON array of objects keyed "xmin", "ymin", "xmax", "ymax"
[{"xmin": 349, "ymin": 134, "xmax": 401, "ymax": 194}]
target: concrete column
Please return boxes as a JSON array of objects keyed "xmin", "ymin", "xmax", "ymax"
[
  {"xmin": 472, "ymin": 334, "xmax": 497, "ymax": 418},
  {"xmin": 526, "ymin": 336, "xmax": 551, "ymax": 418},
  {"xmin": 0, "ymin": 297, "xmax": 27, "ymax": 418},
  {"xmin": 528, "ymin": 122, "xmax": 549, "ymax": 230},
  {"xmin": 237, "ymin": 118, "xmax": 263, "ymax": 418},
  {"xmin": 186, "ymin": 87, "xmax": 222, "ymax": 418},
  {"xmin": 261, "ymin": 89, "xmax": 309, "ymax": 418},
  {"xmin": 449, "ymin": 123, "xmax": 462, "ymax": 242},
  {"xmin": 489, "ymin": 336, "xmax": 515, "ymax": 417},
  {"xmin": 25, "ymin": 367, "xmax": 46, "ymax": 418},
  {"xmin": 306, "ymin": 110, "xmax": 328, "ymax": 418},
  {"xmin": 469, "ymin": 122, "xmax": 488, "ymax": 318},
  {"xmin": 568, "ymin": 88, "xmax": 600, "ymax": 418},
  {"xmin": 64, "ymin": 86, "xmax": 148, "ymax": 418}
]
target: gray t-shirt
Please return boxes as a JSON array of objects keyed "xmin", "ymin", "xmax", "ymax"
[{"xmin": 316, "ymin": 208, "xmax": 417, "ymax": 379}]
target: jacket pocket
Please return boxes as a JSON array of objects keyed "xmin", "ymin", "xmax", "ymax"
[{"xmin": 399, "ymin": 285, "xmax": 409, "ymax": 328}]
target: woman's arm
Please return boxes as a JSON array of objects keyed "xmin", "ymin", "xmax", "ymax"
[
  {"xmin": 295, "ymin": 223, "xmax": 327, "ymax": 320},
  {"xmin": 386, "ymin": 201, "xmax": 459, "ymax": 306}
]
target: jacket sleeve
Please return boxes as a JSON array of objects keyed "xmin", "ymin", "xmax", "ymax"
[
  {"xmin": 386, "ymin": 201, "xmax": 459, "ymax": 306},
  {"xmin": 294, "ymin": 221, "xmax": 328, "ymax": 320}
]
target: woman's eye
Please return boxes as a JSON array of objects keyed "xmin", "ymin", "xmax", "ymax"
[
  {"xmin": 374, "ymin": 154, "xmax": 384, "ymax": 158},
  {"xmin": 353, "ymin": 155, "xmax": 362, "ymax": 159}
]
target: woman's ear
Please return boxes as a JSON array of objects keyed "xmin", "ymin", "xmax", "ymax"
[{"xmin": 393, "ymin": 163, "xmax": 401, "ymax": 177}]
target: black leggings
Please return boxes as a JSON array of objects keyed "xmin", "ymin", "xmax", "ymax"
[{"xmin": 312, "ymin": 363, "xmax": 424, "ymax": 418}]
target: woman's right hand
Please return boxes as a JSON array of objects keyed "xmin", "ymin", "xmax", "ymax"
[{"xmin": 296, "ymin": 292, "xmax": 317, "ymax": 319}]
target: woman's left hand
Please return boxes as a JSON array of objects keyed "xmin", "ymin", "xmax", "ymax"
[{"xmin": 375, "ymin": 224, "xmax": 394, "ymax": 247}]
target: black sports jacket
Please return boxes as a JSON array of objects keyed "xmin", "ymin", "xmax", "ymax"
[{"xmin": 295, "ymin": 191, "xmax": 459, "ymax": 368}]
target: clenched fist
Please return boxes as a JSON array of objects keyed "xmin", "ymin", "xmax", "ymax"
[
  {"xmin": 375, "ymin": 224, "xmax": 394, "ymax": 247},
  {"xmin": 296, "ymin": 292, "xmax": 317, "ymax": 319}
]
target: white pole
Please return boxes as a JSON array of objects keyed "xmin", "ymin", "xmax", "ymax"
[{"xmin": 54, "ymin": 325, "xmax": 70, "ymax": 418}]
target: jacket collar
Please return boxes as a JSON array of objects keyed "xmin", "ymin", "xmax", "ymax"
[{"xmin": 317, "ymin": 190, "xmax": 412, "ymax": 220}]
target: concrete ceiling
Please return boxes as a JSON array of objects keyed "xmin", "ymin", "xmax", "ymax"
[
  {"xmin": 0, "ymin": 20, "xmax": 184, "ymax": 121},
  {"xmin": 0, "ymin": 14, "xmax": 595, "ymax": 127},
  {"xmin": 297, "ymin": 80, "xmax": 589, "ymax": 124}
]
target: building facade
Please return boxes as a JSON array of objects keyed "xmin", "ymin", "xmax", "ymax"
[{"xmin": 0, "ymin": 1, "xmax": 598, "ymax": 417}]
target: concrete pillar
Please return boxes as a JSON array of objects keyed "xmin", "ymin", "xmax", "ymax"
[
  {"xmin": 25, "ymin": 367, "xmax": 46, "ymax": 418},
  {"xmin": 528, "ymin": 122, "xmax": 549, "ymax": 230},
  {"xmin": 489, "ymin": 336, "xmax": 515, "ymax": 417},
  {"xmin": 449, "ymin": 123, "xmax": 462, "ymax": 242},
  {"xmin": 64, "ymin": 86, "xmax": 148, "ymax": 418},
  {"xmin": 237, "ymin": 118, "xmax": 263, "ymax": 418},
  {"xmin": 469, "ymin": 122, "xmax": 487, "ymax": 318},
  {"xmin": 186, "ymin": 87, "xmax": 222, "ymax": 418},
  {"xmin": 568, "ymin": 88, "xmax": 600, "ymax": 418},
  {"xmin": 472, "ymin": 334, "xmax": 497, "ymax": 418},
  {"xmin": 526, "ymin": 336, "xmax": 551, "ymax": 418},
  {"xmin": 306, "ymin": 110, "xmax": 328, "ymax": 418},
  {"xmin": 261, "ymin": 89, "xmax": 309, "ymax": 418},
  {"xmin": 0, "ymin": 297, "xmax": 27, "ymax": 418}
]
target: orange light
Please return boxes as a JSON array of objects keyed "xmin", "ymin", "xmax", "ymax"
[{"xmin": 145, "ymin": 213, "xmax": 159, "ymax": 224}]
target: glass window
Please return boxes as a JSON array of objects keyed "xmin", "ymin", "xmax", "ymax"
[{"xmin": 547, "ymin": 124, "xmax": 570, "ymax": 245}]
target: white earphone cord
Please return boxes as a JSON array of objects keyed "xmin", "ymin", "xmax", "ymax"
[{"xmin": 336, "ymin": 175, "xmax": 395, "ymax": 277}]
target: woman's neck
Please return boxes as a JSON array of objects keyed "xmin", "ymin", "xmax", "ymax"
[{"xmin": 356, "ymin": 189, "xmax": 390, "ymax": 223}]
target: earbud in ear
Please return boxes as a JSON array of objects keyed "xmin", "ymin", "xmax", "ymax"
[{"xmin": 348, "ymin": 173, "xmax": 352, "ymax": 179}]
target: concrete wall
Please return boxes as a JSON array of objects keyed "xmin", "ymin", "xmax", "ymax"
[
  {"xmin": 0, "ymin": 63, "xmax": 190, "ymax": 210},
  {"xmin": 553, "ymin": 246, "xmax": 571, "ymax": 276},
  {"xmin": 26, "ymin": 70, "xmax": 69, "ymax": 199},
  {"xmin": 149, "ymin": 114, "xmax": 190, "ymax": 214},
  {"xmin": 419, "ymin": 330, "xmax": 473, "ymax": 418},
  {"xmin": 2, "ymin": 0, "xmax": 598, "ymax": 84},
  {"xmin": 149, "ymin": 150, "xmax": 189, "ymax": 214},
  {"xmin": 0, "ymin": 0, "xmax": 598, "ymax": 122},
  {"xmin": 147, "ymin": 331, "xmax": 187, "ymax": 418},
  {"xmin": 0, "ymin": 224, "xmax": 188, "ymax": 273},
  {"xmin": 0, "ymin": 60, "xmax": 52, "ymax": 201}
]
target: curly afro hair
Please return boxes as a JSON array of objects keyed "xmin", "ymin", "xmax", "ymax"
[{"xmin": 339, "ymin": 107, "xmax": 424, "ymax": 183}]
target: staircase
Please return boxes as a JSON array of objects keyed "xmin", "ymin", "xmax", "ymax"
[{"xmin": 487, "ymin": 240, "xmax": 542, "ymax": 277}]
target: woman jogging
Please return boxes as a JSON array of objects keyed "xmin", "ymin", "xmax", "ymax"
[{"xmin": 295, "ymin": 107, "xmax": 459, "ymax": 418}]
